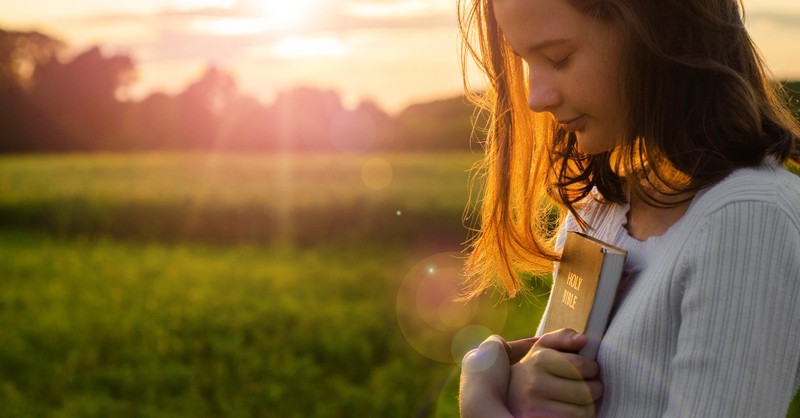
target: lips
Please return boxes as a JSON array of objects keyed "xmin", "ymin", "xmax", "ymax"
[{"xmin": 558, "ymin": 114, "xmax": 587, "ymax": 132}]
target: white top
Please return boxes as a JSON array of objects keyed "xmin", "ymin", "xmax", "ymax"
[{"xmin": 541, "ymin": 160, "xmax": 800, "ymax": 417}]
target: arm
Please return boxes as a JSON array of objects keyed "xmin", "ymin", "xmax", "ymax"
[{"xmin": 666, "ymin": 201, "xmax": 800, "ymax": 416}]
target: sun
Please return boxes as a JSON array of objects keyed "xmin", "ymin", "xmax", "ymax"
[
  {"xmin": 252, "ymin": 0, "xmax": 321, "ymax": 31},
  {"xmin": 189, "ymin": 0, "xmax": 324, "ymax": 36}
]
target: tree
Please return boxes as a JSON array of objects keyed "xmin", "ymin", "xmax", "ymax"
[
  {"xmin": 0, "ymin": 29, "xmax": 64, "ymax": 90},
  {"xmin": 393, "ymin": 96, "xmax": 479, "ymax": 151},
  {"xmin": 30, "ymin": 46, "xmax": 137, "ymax": 150},
  {"xmin": 271, "ymin": 87, "xmax": 345, "ymax": 152},
  {"xmin": 0, "ymin": 29, "xmax": 65, "ymax": 152},
  {"xmin": 175, "ymin": 65, "xmax": 238, "ymax": 149}
]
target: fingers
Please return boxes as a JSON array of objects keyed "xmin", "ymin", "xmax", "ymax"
[
  {"xmin": 508, "ymin": 336, "xmax": 538, "ymax": 364},
  {"xmin": 535, "ymin": 328, "xmax": 588, "ymax": 353},
  {"xmin": 510, "ymin": 359, "xmax": 601, "ymax": 407},
  {"xmin": 533, "ymin": 372, "xmax": 603, "ymax": 405},
  {"xmin": 534, "ymin": 349, "xmax": 598, "ymax": 381},
  {"xmin": 586, "ymin": 378, "xmax": 604, "ymax": 402},
  {"xmin": 506, "ymin": 329, "xmax": 603, "ymax": 416},
  {"xmin": 529, "ymin": 329, "xmax": 597, "ymax": 381},
  {"xmin": 517, "ymin": 401, "xmax": 597, "ymax": 418}
]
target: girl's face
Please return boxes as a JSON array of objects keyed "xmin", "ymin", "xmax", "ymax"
[{"xmin": 493, "ymin": 0, "xmax": 626, "ymax": 155}]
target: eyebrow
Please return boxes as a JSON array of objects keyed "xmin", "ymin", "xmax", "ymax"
[{"xmin": 511, "ymin": 38, "xmax": 570, "ymax": 56}]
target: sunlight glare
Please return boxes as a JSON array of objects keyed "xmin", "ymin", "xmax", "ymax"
[
  {"xmin": 192, "ymin": 18, "xmax": 267, "ymax": 36},
  {"xmin": 274, "ymin": 36, "xmax": 345, "ymax": 58},
  {"xmin": 171, "ymin": 0, "xmax": 237, "ymax": 9},
  {"xmin": 253, "ymin": 0, "xmax": 320, "ymax": 31}
]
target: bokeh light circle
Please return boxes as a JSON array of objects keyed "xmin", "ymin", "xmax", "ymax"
[
  {"xmin": 451, "ymin": 324, "xmax": 495, "ymax": 366},
  {"xmin": 361, "ymin": 158, "xmax": 393, "ymax": 190},
  {"xmin": 396, "ymin": 252, "xmax": 507, "ymax": 363}
]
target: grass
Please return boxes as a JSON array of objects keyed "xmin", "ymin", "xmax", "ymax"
[
  {"xmin": 0, "ymin": 229, "xmax": 546, "ymax": 417},
  {"xmin": 0, "ymin": 153, "xmax": 546, "ymax": 417},
  {"xmin": 0, "ymin": 152, "xmax": 480, "ymax": 246},
  {"xmin": 1, "ymin": 152, "xmax": 796, "ymax": 417}
]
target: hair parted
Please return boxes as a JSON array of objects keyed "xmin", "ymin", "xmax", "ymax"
[{"xmin": 458, "ymin": 0, "xmax": 800, "ymax": 299}]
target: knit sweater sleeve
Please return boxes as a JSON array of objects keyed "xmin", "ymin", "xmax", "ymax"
[{"xmin": 665, "ymin": 200, "xmax": 800, "ymax": 417}]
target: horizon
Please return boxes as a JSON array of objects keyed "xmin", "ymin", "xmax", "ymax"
[{"xmin": 2, "ymin": 0, "xmax": 799, "ymax": 113}]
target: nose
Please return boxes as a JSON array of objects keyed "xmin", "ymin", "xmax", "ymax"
[{"xmin": 527, "ymin": 73, "xmax": 561, "ymax": 112}]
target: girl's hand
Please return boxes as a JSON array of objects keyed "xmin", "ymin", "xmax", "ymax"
[
  {"xmin": 508, "ymin": 329, "xmax": 603, "ymax": 418},
  {"xmin": 459, "ymin": 335, "xmax": 538, "ymax": 418}
]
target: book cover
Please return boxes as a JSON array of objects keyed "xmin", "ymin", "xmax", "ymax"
[{"xmin": 540, "ymin": 231, "xmax": 628, "ymax": 360}]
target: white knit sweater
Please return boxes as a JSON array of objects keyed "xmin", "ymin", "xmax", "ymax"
[{"xmin": 542, "ymin": 160, "xmax": 800, "ymax": 417}]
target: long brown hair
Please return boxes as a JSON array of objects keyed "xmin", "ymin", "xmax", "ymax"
[{"xmin": 458, "ymin": 0, "xmax": 800, "ymax": 298}]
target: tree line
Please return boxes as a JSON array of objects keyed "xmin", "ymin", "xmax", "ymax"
[
  {"xmin": 0, "ymin": 28, "xmax": 478, "ymax": 153},
  {"xmin": 2, "ymin": 28, "xmax": 797, "ymax": 154}
]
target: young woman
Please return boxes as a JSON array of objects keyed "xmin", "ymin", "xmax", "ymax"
[{"xmin": 456, "ymin": 0, "xmax": 800, "ymax": 416}]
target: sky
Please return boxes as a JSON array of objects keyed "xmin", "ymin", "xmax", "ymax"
[{"xmin": 1, "ymin": 0, "xmax": 798, "ymax": 113}]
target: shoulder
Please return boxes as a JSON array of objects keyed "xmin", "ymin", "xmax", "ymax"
[
  {"xmin": 681, "ymin": 161, "xmax": 800, "ymax": 239},
  {"xmin": 663, "ymin": 161, "xmax": 800, "ymax": 264},
  {"xmin": 673, "ymin": 161, "xmax": 800, "ymax": 263},
  {"xmin": 692, "ymin": 160, "xmax": 800, "ymax": 217}
]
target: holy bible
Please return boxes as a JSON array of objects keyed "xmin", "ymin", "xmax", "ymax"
[{"xmin": 540, "ymin": 231, "xmax": 627, "ymax": 360}]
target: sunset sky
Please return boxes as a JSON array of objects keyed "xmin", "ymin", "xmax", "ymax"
[{"xmin": 1, "ymin": 0, "xmax": 798, "ymax": 112}]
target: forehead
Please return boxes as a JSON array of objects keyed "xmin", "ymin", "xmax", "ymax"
[{"xmin": 492, "ymin": 0, "xmax": 591, "ymax": 51}]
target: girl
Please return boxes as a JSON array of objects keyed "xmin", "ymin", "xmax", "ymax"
[{"xmin": 456, "ymin": 0, "xmax": 800, "ymax": 416}]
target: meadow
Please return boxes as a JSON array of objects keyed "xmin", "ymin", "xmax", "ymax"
[
  {"xmin": 0, "ymin": 152, "xmax": 546, "ymax": 417},
  {"xmin": 1, "ymin": 153, "xmax": 797, "ymax": 417}
]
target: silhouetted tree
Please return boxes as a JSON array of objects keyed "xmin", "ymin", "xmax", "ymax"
[
  {"xmin": 134, "ymin": 92, "xmax": 180, "ymax": 150},
  {"xmin": 354, "ymin": 99, "xmax": 396, "ymax": 151},
  {"xmin": 30, "ymin": 46, "xmax": 136, "ymax": 150},
  {"xmin": 216, "ymin": 95, "xmax": 275, "ymax": 151},
  {"xmin": 0, "ymin": 29, "xmax": 64, "ymax": 89},
  {"xmin": 272, "ymin": 87, "xmax": 345, "ymax": 152},
  {"xmin": 394, "ymin": 96, "xmax": 479, "ymax": 151},
  {"xmin": 0, "ymin": 29, "xmax": 65, "ymax": 152},
  {"xmin": 0, "ymin": 25, "xmax": 499, "ymax": 153},
  {"xmin": 174, "ymin": 65, "xmax": 238, "ymax": 149}
]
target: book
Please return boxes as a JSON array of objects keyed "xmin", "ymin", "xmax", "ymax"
[{"xmin": 540, "ymin": 231, "xmax": 628, "ymax": 360}]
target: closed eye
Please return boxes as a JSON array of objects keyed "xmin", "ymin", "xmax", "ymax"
[{"xmin": 551, "ymin": 53, "xmax": 572, "ymax": 70}]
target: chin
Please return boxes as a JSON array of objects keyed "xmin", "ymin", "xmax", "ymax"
[{"xmin": 576, "ymin": 133, "xmax": 617, "ymax": 155}]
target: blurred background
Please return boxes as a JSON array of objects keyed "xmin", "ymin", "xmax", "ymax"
[{"xmin": 0, "ymin": 0, "xmax": 798, "ymax": 417}]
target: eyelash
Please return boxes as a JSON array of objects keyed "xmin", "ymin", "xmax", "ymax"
[{"xmin": 551, "ymin": 54, "xmax": 572, "ymax": 70}]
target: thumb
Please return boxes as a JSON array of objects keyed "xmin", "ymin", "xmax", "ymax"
[
  {"xmin": 461, "ymin": 334, "xmax": 510, "ymax": 375},
  {"xmin": 460, "ymin": 335, "xmax": 515, "ymax": 418}
]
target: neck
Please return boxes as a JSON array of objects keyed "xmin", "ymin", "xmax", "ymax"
[{"xmin": 625, "ymin": 188, "xmax": 694, "ymax": 241}]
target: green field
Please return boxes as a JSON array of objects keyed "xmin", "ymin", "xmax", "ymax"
[
  {"xmin": 1, "ymin": 153, "xmax": 797, "ymax": 417},
  {"xmin": 0, "ymin": 153, "xmax": 546, "ymax": 417}
]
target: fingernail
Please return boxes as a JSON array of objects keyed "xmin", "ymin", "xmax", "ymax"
[{"xmin": 462, "ymin": 343, "xmax": 501, "ymax": 373}]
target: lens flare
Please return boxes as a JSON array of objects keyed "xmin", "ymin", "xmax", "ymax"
[
  {"xmin": 451, "ymin": 324, "xmax": 495, "ymax": 366},
  {"xmin": 361, "ymin": 158, "xmax": 393, "ymax": 190},
  {"xmin": 396, "ymin": 252, "xmax": 507, "ymax": 363}
]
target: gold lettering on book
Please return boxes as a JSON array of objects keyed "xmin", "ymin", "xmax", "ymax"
[
  {"xmin": 560, "ymin": 271, "xmax": 583, "ymax": 309},
  {"xmin": 561, "ymin": 289, "xmax": 578, "ymax": 309},
  {"xmin": 566, "ymin": 272, "xmax": 583, "ymax": 291}
]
